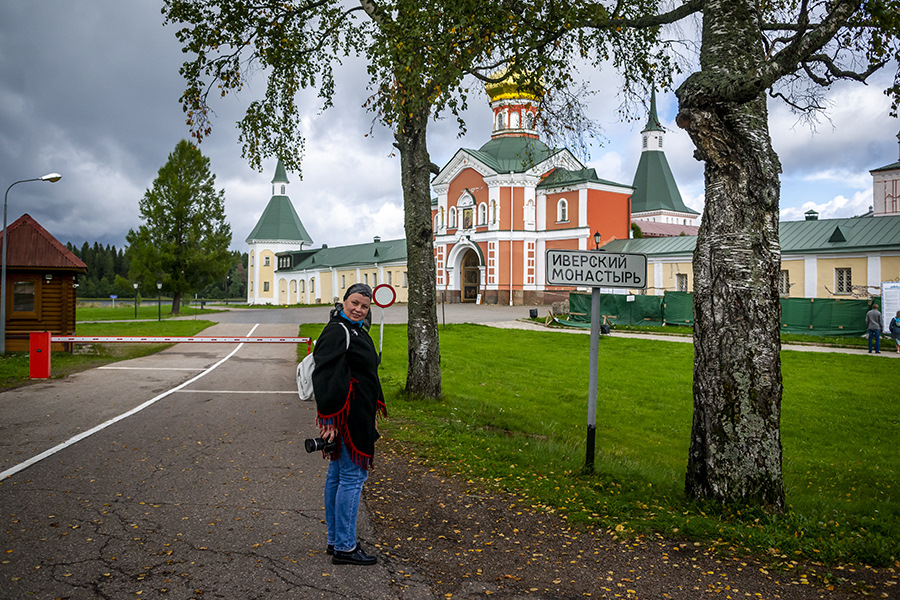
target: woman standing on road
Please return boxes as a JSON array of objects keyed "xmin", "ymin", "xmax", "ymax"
[{"xmin": 312, "ymin": 283, "xmax": 386, "ymax": 566}]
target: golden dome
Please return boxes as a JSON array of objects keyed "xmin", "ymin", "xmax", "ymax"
[{"xmin": 484, "ymin": 68, "xmax": 543, "ymax": 103}]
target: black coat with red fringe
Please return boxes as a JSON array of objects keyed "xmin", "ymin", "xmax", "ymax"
[{"xmin": 312, "ymin": 312, "xmax": 385, "ymax": 470}]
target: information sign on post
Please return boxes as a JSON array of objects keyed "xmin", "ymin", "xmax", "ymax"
[
  {"xmin": 371, "ymin": 284, "xmax": 396, "ymax": 359},
  {"xmin": 545, "ymin": 248, "xmax": 647, "ymax": 473},
  {"xmin": 545, "ymin": 249, "xmax": 648, "ymax": 289}
]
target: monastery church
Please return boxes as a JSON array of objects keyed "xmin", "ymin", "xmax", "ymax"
[
  {"xmin": 247, "ymin": 76, "xmax": 900, "ymax": 306},
  {"xmin": 247, "ymin": 79, "xmax": 694, "ymax": 305}
]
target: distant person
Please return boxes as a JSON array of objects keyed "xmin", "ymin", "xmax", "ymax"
[
  {"xmin": 312, "ymin": 283, "xmax": 386, "ymax": 566},
  {"xmin": 890, "ymin": 309, "xmax": 900, "ymax": 354},
  {"xmin": 866, "ymin": 303, "xmax": 883, "ymax": 354}
]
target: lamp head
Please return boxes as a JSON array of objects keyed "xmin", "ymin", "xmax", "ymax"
[
  {"xmin": 593, "ymin": 231, "xmax": 601, "ymax": 248},
  {"xmin": 156, "ymin": 281, "xmax": 162, "ymax": 290},
  {"xmin": 133, "ymin": 282, "xmax": 139, "ymax": 289},
  {"xmin": 40, "ymin": 173, "xmax": 62, "ymax": 183}
]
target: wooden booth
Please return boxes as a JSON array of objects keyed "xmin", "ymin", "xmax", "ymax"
[{"xmin": 1, "ymin": 214, "xmax": 86, "ymax": 351}]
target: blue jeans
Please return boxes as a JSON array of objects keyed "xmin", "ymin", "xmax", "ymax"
[
  {"xmin": 324, "ymin": 438, "xmax": 369, "ymax": 552},
  {"xmin": 868, "ymin": 329, "xmax": 881, "ymax": 353}
]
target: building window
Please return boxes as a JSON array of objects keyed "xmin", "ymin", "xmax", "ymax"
[
  {"xmin": 491, "ymin": 200, "xmax": 498, "ymax": 224},
  {"xmin": 12, "ymin": 281, "xmax": 36, "ymax": 314},
  {"xmin": 557, "ymin": 199, "xmax": 568, "ymax": 222},
  {"xmin": 658, "ymin": 136, "xmax": 663, "ymax": 149},
  {"xmin": 263, "ymin": 281, "xmax": 270, "ymax": 292},
  {"xmin": 364, "ymin": 274, "xmax": 368, "ymax": 285},
  {"xmin": 387, "ymin": 271, "xmax": 392, "ymax": 285},
  {"xmin": 525, "ymin": 112, "xmax": 534, "ymax": 129},
  {"xmin": 778, "ymin": 270, "xmax": 790, "ymax": 296},
  {"xmin": 403, "ymin": 271, "xmax": 408, "ymax": 288},
  {"xmin": 310, "ymin": 278, "xmax": 315, "ymax": 294},
  {"xmin": 496, "ymin": 111, "xmax": 505, "ymax": 130},
  {"xmin": 250, "ymin": 253, "xmax": 254, "ymax": 267},
  {"xmin": 373, "ymin": 273, "xmax": 378, "ymax": 286},
  {"xmin": 449, "ymin": 207, "xmax": 457, "ymax": 228},
  {"xmin": 642, "ymin": 135, "xmax": 648, "ymax": 149},
  {"xmin": 835, "ymin": 268, "xmax": 852, "ymax": 294},
  {"xmin": 300, "ymin": 280, "xmax": 305, "ymax": 293},
  {"xmin": 478, "ymin": 203, "xmax": 487, "ymax": 225},
  {"xmin": 510, "ymin": 110, "xmax": 520, "ymax": 129},
  {"xmin": 341, "ymin": 275, "xmax": 346, "ymax": 289},
  {"xmin": 264, "ymin": 256, "xmax": 270, "ymax": 267},
  {"xmin": 676, "ymin": 273, "xmax": 688, "ymax": 292}
]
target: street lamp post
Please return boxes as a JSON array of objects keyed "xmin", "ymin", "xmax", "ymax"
[
  {"xmin": 133, "ymin": 282, "xmax": 139, "ymax": 319},
  {"xmin": 157, "ymin": 281, "xmax": 162, "ymax": 321},
  {"xmin": 1, "ymin": 173, "xmax": 62, "ymax": 354},
  {"xmin": 225, "ymin": 275, "xmax": 230, "ymax": 305}
]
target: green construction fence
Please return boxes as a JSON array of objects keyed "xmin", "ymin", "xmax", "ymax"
[{"xmin": 565, "ymin": 292, "xmax": 877, "ymax": 337}]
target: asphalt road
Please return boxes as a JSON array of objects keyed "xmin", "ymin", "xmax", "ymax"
[{"xmin": 0, "ymin": 322, "xmax": 405, "ymax": 599}]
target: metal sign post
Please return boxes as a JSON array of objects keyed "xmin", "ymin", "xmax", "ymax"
[
  {"xmin": 545, "ymin": 248, "xmax": 647, "ymax": 473},
  {"xmin": 371, "ymin": 284, "xmax": 396, "ymax": 360}
]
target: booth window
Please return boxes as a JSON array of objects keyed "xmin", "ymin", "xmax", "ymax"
[{"xmin": 12, "ymin": 281, "xmax": 37, "ymax": 317}]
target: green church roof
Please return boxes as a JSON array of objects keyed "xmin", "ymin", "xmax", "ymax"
[
  {"xmin": 537, "ymin": 167, "xmax": 630, "ymax": 190},
  {"xmin": 271, "ymin": 159, "xmax": 290, "ymax": 184},
  {"xmin": 642, "ymin": 88, "xmax": 664, "ymax": 133},
  {"xmin": 630, "ymin": 149, "xmax": 698, "ymax": 215},
  {"xmin": 466, "ymin": 136, "xmax": 562, "ymax": 173},
  {"xmin": 245, "ymin": 195, "xmax": 312, "ymax": 244},
  {"xmin": 870, "ymin": 160, "xmax": 900, "ymax": 173}
]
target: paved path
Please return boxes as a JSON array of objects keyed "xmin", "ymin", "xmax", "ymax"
[{"xmin": 2, "ymin": 306, "xmax": 892, "ymax": 598}]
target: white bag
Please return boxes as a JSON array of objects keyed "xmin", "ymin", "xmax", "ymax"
[{"xmin": 297, "ymin": 323, "xmax": 349, "ymax": 402}]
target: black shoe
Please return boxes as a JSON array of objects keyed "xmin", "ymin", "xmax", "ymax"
[
  {"xmin": 326, "ymin": 544, "xmax": 334, "ymax": 555},
  {"xmin": 332, "ymin": 544, "xmax": 377, "ymax": 566}
]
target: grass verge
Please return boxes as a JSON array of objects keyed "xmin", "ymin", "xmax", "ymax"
[
  {"xmin": 76, "ymin": 304, "xmax": 224, "ymax": 321},
  {"xmin": 301, "ymin": 322, "xmax": 897, "ymax": 570}
]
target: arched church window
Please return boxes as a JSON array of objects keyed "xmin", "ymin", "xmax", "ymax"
[
  {"xmin": 478, "ymin": 203, "xmax": 487, "ymax": 225},
  {"xmin": 525, "ymin": 199, "xmax": 535, "ymax": 228},
  {"xmin": 281, "ymin": 185, "xmax": 286, "ymax": 194},
  {"xmin": 557, "ymin": 199, "xmax": 568, "ymax": 222},
  {"xmin": 496, "ymin": 111, "xmax": 505, "ymax": 130},
  {"xmin": 510, "ymin": 111, "xmax": 520, "ymax": 129},
  {"xmin": 449, "ymin": 207, "xmax": 457, "ymax": 228},
  {"xmin": 525, "ymin": 112, "xmax": 535, "ymax": 129},
  {"xmin": 491, "ymin": 200, "xmax": 498, "ymax": 224}
]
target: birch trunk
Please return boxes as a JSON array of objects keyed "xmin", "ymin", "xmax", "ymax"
[
  {"xmin": 395, "ymin": 105, "xmax": 442, "ymax": 399},
  {"xmin": 676, "ymin": 0, "xmax": 785, "ymax": 509}
]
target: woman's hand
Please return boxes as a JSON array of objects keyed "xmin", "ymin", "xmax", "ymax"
[{"xmin": 320, "ymin": 426, "xmax": 337, "ymax": 442}]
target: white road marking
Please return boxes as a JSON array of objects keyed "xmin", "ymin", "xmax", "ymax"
[
  {"xmin": 99, "ymin": 366, "xmax": 206, "ymax": 371},
  {"xmin": 174, "ymin": 390, "xmax": 298, "ymax": 394},
  {"xmin": 0, "ymin": 324, "xmax": 262, "ymax": 482}
]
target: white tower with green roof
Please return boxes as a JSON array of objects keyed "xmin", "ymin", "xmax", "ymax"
[
  {"xmin": 245, "ymin": 160, "xmax": 313, "ymax": 304},
  {"xmin": 630, "ymin": 89, "xmax": 700, "ymax": 235}
]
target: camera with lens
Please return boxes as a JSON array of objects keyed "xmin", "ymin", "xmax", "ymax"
[{"xmin": 305, "ymin": 437, "xmax": 337, "ymax": 453}]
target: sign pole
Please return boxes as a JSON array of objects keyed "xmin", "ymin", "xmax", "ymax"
[
  {"xmin": 371, "ymin": 284, "xmax": 396, "ymax": 363},
  {"xmin": 586, "ymin": 285, "xmax": 600, "ymax": 473}
]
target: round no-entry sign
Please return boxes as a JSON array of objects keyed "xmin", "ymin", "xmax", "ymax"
[{"xmin": 372, "ymin": 284, "xmax": 396, "ymax": 308}]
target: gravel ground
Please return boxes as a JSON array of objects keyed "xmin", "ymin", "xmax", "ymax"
[{"xmin": 365, "ymin": 439, "xmax": 897, "ymax": 600}]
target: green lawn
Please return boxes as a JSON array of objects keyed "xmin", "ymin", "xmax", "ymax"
[
  {"xmin": 76, "ymin": 303, "xmax": 223, "ymax": 321},
  {"xmin": 300, "ymin": 322, "xmax": 897, "ymax": 569}
]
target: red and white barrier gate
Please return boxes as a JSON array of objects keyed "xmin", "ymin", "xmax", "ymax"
[{"xmin": 29, "ymin": 332, "xmax": 312, "ymax": 379}]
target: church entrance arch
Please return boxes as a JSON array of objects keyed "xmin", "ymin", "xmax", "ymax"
[{"xmin": 461, "ymin": 250, "xmax": 480, "ymax": 303}]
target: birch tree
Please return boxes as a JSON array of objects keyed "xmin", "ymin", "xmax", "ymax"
[{"xmin": 560, "ymin": 0, "xmax": 900, "ymax": 508}]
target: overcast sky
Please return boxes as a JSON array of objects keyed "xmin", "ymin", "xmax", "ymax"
[{"xmin": 2, "ymin": 1, "xmax": 898, "ymax": 254}]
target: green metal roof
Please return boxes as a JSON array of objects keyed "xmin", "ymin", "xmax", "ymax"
[
  {"xmin": 870, "ymin": 160, "xmax": 900, "ymax": 173},
  {"xmin": 604, "ymin": 215, "xmax": 900, "ymax": 256},
  {"xmin": 779, "ymin": 214, "xmax": 900, "ymax": 253},
  {"xmin": 464, "ymin": 136, "xmax": 562, "ymax": 173},
  {"xmin": 279, "ymin": 238, "xmax": 407, "ymax": 271},
  {"xmin": 537, "ymin": 167, "xmax": 631, "ymax": 190},
  {"xmin": 642, "ymin": 88, "xmax": 664, "ymax": 133},
  {"xmin": 245, "ymin": 195, "xmax": 312, "ymax": 243},
  {"xmin": 271, "ymin": 159, "xmax": 290, "ymax": 184},
  {"xmin": 630, "ymin": 150, "xmax": 698, "ymax": 215}
]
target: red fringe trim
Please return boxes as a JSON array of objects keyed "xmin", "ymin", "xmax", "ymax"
[{"xmin": 315, "ymin": 379, "xmax": 384, "ymax": 471}]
